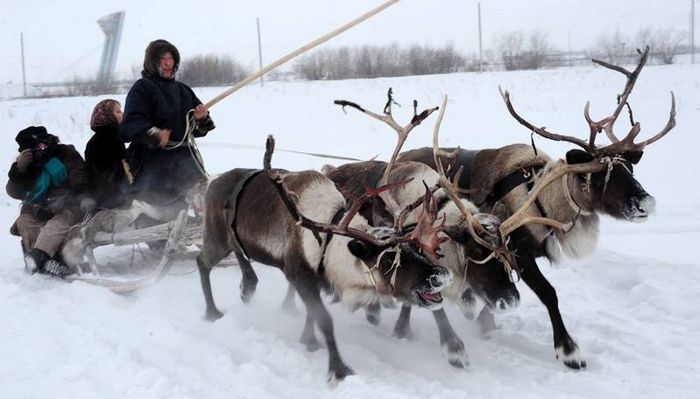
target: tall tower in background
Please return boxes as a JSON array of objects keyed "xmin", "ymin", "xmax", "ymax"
[{"xmin": 97, "ymin": 11, "xmax": 125, "ymax": 84}]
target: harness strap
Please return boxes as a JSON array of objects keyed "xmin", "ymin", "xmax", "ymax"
[
  {"xmin": 562, "ymin": 173, "xmax": 593, "ymax": 216},
  {"xmin": 481, "ymin": 165, "xmax": 549, "ymax": 219},
  {"xmin": 228, "ymin": 169, "xmax": 265, "ymax": 261},
  {"xmin": 363, "ymin": 245, "xmax": 401, "ymax": 294},
  {"xmin": 317, "ymin": 207, "xmax": 346, "ymax": 274},
  {"xmin": 484, "ymin": 165, "xmax": 544, "ymax": 205},
  {"xmin": 525, "ymin": 172, "xmax": 550, "ymax": 220}
]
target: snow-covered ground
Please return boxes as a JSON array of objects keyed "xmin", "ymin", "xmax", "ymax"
[{"xmin": 1, "ymin": 63, "xmax": 699, "ymax": 399}]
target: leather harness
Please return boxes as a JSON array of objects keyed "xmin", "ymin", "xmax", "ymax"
[
  {"xmin": 227, "ymin": 169, "xmax": 265, "ymax": 261},
  {"xmin": 480, "ymin": 165, "xmax": 549, "ymax": 219}
]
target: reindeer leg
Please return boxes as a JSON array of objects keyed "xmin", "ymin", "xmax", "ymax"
[
  {"xmin": 517, "ymin": 252, "xmax": 586, "ymax": 369},
  {"xmin": 234, "ymin": 252, "xmax": 258, "ymax": 304},
  {"xmin": 457, "ymin": 288, "xmax": 478, "ymax": 320},
  {"xmin": 392, "ymin": 305, "xmax": 414, "ymax": 339},
  {"xmin": 365, "ymin": 302, "xmax": 381, "ymax": 326},
  {"xmin": 288, "ymin": 264, "xmax": 353, "ymax": 385},
  {"xmin": 281, "ymin": 282, "xmax": 298, "ymax": 314},
  {"xmin": 196, "ymin": 251, "xmax": 225, "ymax": 321},
  {"xmin": 432, "ymin": 308, "xmax": 470, "ymax": 368},
  {"xmin": 299, "ymin": 310, "xmax": 322, "ymax": 352},
  {"xmin": 476, "ymin": 306, "xmax": 497, "ymax": 334}
]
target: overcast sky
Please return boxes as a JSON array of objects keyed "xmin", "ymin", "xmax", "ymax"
[{"xmin": 0, "ymin": 0, "xmax": 693, "ymax": 84}]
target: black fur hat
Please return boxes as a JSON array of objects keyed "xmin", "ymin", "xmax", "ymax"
[
  {"xmin": 141, "ymin": 39, "xmax": 180, "ymax": 78},
  {"xmin": 15, "ymin": 126, "xmax": 49, "ymax": 151}
]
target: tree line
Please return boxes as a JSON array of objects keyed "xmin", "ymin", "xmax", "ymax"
[{"xmin": 32, "ymin": 26, "xmax": 689, "ymax": 98}]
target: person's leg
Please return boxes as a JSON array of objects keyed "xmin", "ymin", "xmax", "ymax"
[
  {"xmin": 34, "ymin": 209, "xmax": 77, "ymax": 258},
  {"xmin": 15, "ymin": 213, "xmax": 42, "ymax": 252}
]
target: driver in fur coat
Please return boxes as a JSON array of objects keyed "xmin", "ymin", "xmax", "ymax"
[{"xmin": 119, "ymin": 39, "xmax": 215, "ymax": 205}]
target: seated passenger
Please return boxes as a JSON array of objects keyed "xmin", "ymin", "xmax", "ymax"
[
  {"xmin": 7, "ymin": 126, "xmax": 95, "ymax": 276},
  {"xmin": 84, "ymin": 99, "xmax": 126, "ymax": 209}
]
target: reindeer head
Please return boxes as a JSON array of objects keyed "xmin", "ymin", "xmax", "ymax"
[{"xmin": 500, "ymin": 46, "xmax": 674, "ymax": 224}]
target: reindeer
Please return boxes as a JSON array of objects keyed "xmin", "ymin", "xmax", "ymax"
[
  {"xmin": 195, "ymin": 137, "xmax": 453, "ymax": 384},
  {"xmin": 397, "ymin": 47, "xmax": 676, "ymax": 369},
  {"xmin": 321, "ymin": 90, "xmax": 523, "ymax": 368}
]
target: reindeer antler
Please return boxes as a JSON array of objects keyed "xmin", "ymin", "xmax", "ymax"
[
  {"xmin": 432, "ymin": 95, "xmax": 493, "ymax": 249},
  {"xmin": 334, "ymin": 88, "xmax": 439, "ymax": 184},
  {"xmin": 497, "ymin": 161, "xmax": 603, "ymax": 238},
  {"xmin": 269, "ymin": 170, "xmax": 405, "ymax": 247},
  {"xmin": 433, "ymin": 96, "xmax": 579, "ymax": 272},
  {"xmin": 499, "ymin": 86, "xmax": 592, "ymax": 152},
  {"xmin": 338, "ymin": 178, "xmax": 413, "ymax": 230},
  {"xmin": 403, "ymin": 185, "xmax": 449, "ymax": 258},
  {"xmin": 500, "ymin": 46, "xmax": 676, "ymax": 156}
]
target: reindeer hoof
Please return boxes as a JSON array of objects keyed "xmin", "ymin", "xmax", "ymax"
[
  {"xmin": 440, "ymin": 336, "xmax": 469, "ymax": 369},
  {"xmin": 366, "ymin": 313, "xmax": 380, "ymax": 326},
  {"xmin": 556, "ymin": 340, "xmax": 587, "ymax": 369},
  {"xmin": 365, "ymin": 304, "xmax": 381, "ymax": 326},
  {"xmin": 392, "ymin": 325, "xmax": 413, "ymax": 340},
  {"xmin": 443, "ymin": 343, "xmax": 470, "ymax": 369},
  {"xmin": 205, "ymin": 309, "xmax": 224, "ymax": 321},
  {"xmin": 301, "ymin": 336, "xmax": 322, "ymax": 352},
  {"xmin": 477, "ymin": 307, "xmax": 497, "ymax": 334},
  {"xmin": 239, "ymin": 280, "xmax": 258, "ymax": 304},
  {"xmin": 327, "ymin": 365, "xmax": 355, "ymax": 386}
]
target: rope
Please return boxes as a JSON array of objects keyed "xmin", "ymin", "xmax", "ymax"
[
  {"xmin": 562, "ymin": 173, "xmax": 593, "ymax": 216},
  {"xmin": 362, "ymin": 244, "xmax": 401, "ymax": 290},
  {"xmin": 163, "ymin": 110, "xmax": 209, "ymax": 179},
  {"xmin": 196, "ymin": 141, "xmax": 367, "ymax": 162}
]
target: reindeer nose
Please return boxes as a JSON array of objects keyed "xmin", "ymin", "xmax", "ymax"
[
  {"xmin": 429, "ymin": 267, "xmax": 453, "ymax": 290},
  {"xmin": 635, "ymin": 195, "xmax": 656, "ymax": 216}
]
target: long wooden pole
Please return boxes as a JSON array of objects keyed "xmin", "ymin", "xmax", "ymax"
[
  {"xmin": 204, "ymin": 0, "xmax": 400, "ymax": 109},
  {"xmin": 256, "ymin": 17, "xmax": 264, "ymax": 87}
]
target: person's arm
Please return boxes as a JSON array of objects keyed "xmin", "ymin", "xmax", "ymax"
[
  {"xmin": 62, "ymin": 145, "xmax": 97, "ymax": 213},
  {"xmin": 6, "ymin": 150, "xmax": 35, "ymax": 200},
  {"xmin": 187, "ymin": 86, "xmax": 216, "ymax": 138},
  {"xmin": 61, "ymin": 145, "xmax": 90, "ymax": 195}
]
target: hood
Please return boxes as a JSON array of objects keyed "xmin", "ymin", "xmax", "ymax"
[
  {"xmin": 90, "ymin": 99, "xmax": 120, "ymax": 131},
  {"xmin": 141, "ymin": 39, "xmax": 180, "ymax": 79}
]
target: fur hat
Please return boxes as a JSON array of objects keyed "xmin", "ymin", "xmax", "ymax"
[
  {"xmin": 90, "ymin": 99, "xmax": 120, "ymax": 131},
  {"xmin": 141, "ymin": 39, "xmax": 180, "ymax": 79},
  {"xmin": 15, "ymin": 126, "xmax": 50, "ymax": 151}
]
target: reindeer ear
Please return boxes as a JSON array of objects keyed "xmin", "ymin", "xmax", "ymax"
[
  {"xmin": 489, "ymin": 201, "xmax": 509, "ymax": 221},
  {"xmin": 443, "ymin": 225, "xmax": 470, "ymax": 244},
  {"xmin": 347, "ymin": 240, "xmax": 378, "ymax": 260},
  {"xmin": 623, "ymin": 150, "xmax": 643, "ymax": 165},
  {"xmin": 566, "ymin": 149, "xmax": 593, "ymax": 165}
]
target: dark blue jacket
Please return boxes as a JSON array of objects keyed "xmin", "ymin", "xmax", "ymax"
[
  {"xmin": 120, "ymin": 76, "xmax": 204, "ymax": 143},
  {"xmin": 119, "ymin": 75, "xmax": 215, "ymax": 203}
]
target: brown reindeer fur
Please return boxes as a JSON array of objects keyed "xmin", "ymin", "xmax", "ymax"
[
  {"xmin": 473, "ymin": 144, "xmax": 599, "ymax": 263},
  {"xmin": 401, "ymin": 144, "xmax": 600, "ymax": 263}
]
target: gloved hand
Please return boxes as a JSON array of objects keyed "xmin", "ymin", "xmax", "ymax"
[
  {"xmin": 16, "ymin": 149, "xmax": 34, "ymax": 173},
  {"xmin": 80, "ymin": 197, "xmax": 97, "ymax": 214},
  {"xmin": 146, "ymin": 127, "xmax": 171, "ymax": 148}
]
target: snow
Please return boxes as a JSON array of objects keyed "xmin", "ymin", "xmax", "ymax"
[{"xmin": 1, "ymin": 63, "xmax": 699, "ymax": 398}]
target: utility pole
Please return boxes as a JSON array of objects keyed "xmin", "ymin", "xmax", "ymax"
[
  {"xmin": 692, "ymin": 0, "xmax": 696, "ymax": 63},
  {"xmin": 20, "ymin": 32, "xmax": 27, "ymax": 98},
  {"xmin": 568, "ymin": 28, "xmax": 572, "ymax": 67},
  {"xmin": 478, "ymin": 2, "xmax": 483, "ymax": 72},
  {"xmin": 257, "ymin": 17, "xmax": 264, "ymax": 86}
]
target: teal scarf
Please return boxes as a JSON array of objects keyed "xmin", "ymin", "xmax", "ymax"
[{"xmin": 29, "ymin": 157, "xmax": 68, "ymax": 203}]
